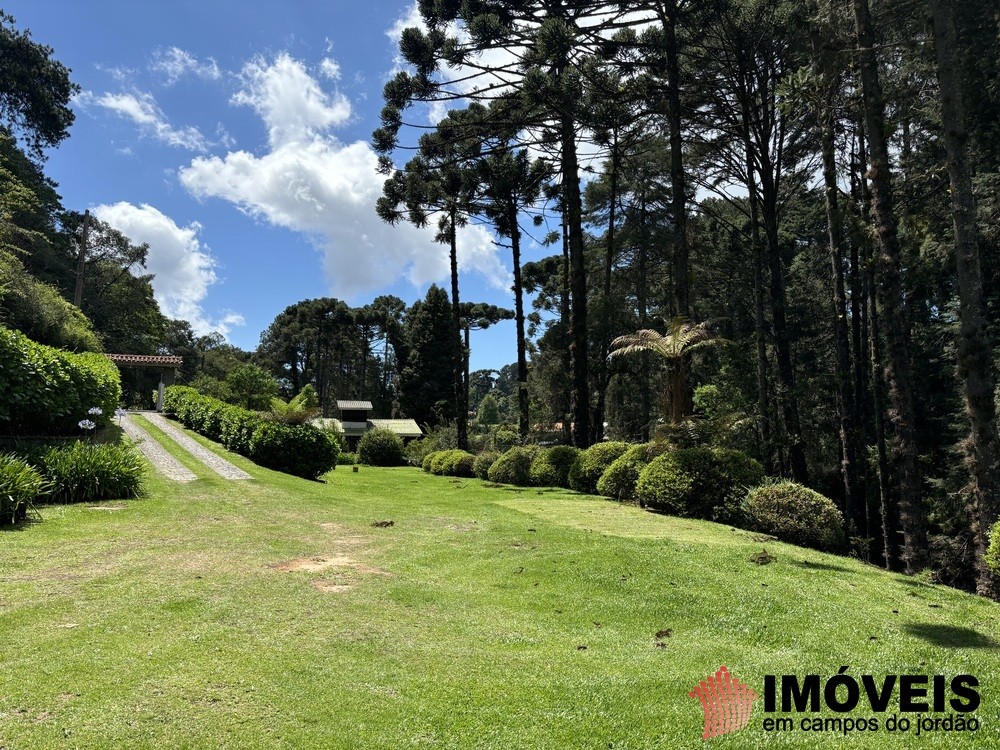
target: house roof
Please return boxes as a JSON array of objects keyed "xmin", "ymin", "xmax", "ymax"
[
  {"xmin": 337, "ymin": 400, "xmax": 373, "ymax": 410},
  {"xmin": 369, "ymin": 418, "xmax": 423, "ymax": 438},
  {"xmin": 106, "ymin": 353, "xmax": 183, "ymax": 367}
]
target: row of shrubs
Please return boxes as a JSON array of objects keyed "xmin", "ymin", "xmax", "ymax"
[
  {"xmin": 422, "ymin": 441, "xmax": 846, "ymax": 553},
  {"xmin": 163, "ymin": 386, "xmax": 337, "ymax": 479},
  {"xmin": 0, "ymin": 442, "xmax": 146, "ymax": 523},
  {"xmin": 0, "ymin": 326, "xmax": 121, "ymax": 435}
]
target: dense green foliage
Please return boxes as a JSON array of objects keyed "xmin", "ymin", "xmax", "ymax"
[
  {"xmin": 987, "ymin": 522, "xmax": 1000, "ymax": 575},
  {"xmin": 568, "ymin": 442, "xmax": 631, "ymax": 494},
  {"xmin": 635, "ymin": 447, "xmax": 765, "ymax": 523},
  {"xmin": 529, "ymin": 446, "xmax": 580, "ymax": 488},
  {"xmin": 164, "ymin": 385, "xmax": 337, "ymax": 479},
  {"xmin": 398, "ymin": 285, "xmax": 457, "ymax": 428},
  {"xmin": 0, "ymin": 326, "xmax": 120, "ymax": 435},
  {"xmin": 225, "ymin": 364, "xmax": 278, "ymax": 411},
  {"xmin": 0, "ymin": 452, "xmax": 45, "ymax": 522},
  {"xmin": 487, "ymin": 446, "xmax": 535, "ymax": 487},
  {"xmin": 745, "ymin": 481, "xmax": 846, "ymax": 552},
  {"xmin": 0, "ymin": 249, "xmax": 102, "ymax": 352},
  {"xmin": 32, "ymin": 441, "xmax": 145, "ymax": 504},
  {"xmin": 596, "ymin": 443, "xmax": 656, "ymax": 502},
  {"xmin": 357, "ymin": 428, "xmax": 406, "ymax": 467}
]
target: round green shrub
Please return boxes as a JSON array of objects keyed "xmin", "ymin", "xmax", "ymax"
[
  {"xmin": 597, "ymin": 444, "xmax": 655, "ymax": 502},
  {"xmin": 986, "ymin": 521, "xmax": 1000, "ymax": 575},
  {"xmin": 568, "ymin": 442, "xmax": 631, "ymax": 494},
  {"xmin": 357, "ymin": 428, "xmax": 406, "ymax": 467},
  {"xmin": 529, "ymin": 445, "xmax": 580, "ymax": 488},
  {"xmin": 745, "ymin": 481, "xmax": 846, "ymax": 552},
  {"xmin": 428, "ymin": 449, "xmax": 476, "ymax": 477},
  {"xmin": 449, "ymin": 451, "xmax": 476, "ymax": 478},
  {"xmin": 635, "ymin": 447, "xmax": 764, "ymax": 521},
  {"xmin": 473, "ymin": 451, "xmax": 499, "ymax": 480},
  {"xmin": 430, "ymin": 449, "xmax": 459, "ymax": 475},
  {"xmin": 250, "ymin": 422, "xmax": 338, "ymax": 479},
  {"xmin": 337, "ymin": 452, "xmax": 356, "ymax": 466},
  {"xmin": 0, "ymin": 452, "xmax": 46, "ymax": 523},
  {"xmin": 422, "ymin": 451, "xmax": 439, "ymax": 472},
  {"xmin": 487, "ymin": 447, "xmax": 534, "ymax": 486}
]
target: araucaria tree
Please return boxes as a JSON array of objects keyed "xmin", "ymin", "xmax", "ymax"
[{"xmin": 374, "ymin": 1, "xmax": 640, "ymax": 448}]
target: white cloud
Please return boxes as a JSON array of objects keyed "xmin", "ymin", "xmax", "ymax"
[
  {"xmin": 76, "ymin": 90, "xmax": 209, "ymax": 152},
  {"xmin": 151, "ymin": 46, "xmax": 222, "ymax": 85},
  {"xmin": 231, "ymin": 53, "xmax": 351, "ymax": 147},
  {"xmin": 319, "ymin": 57, "xmax": 341, "ymax": 81},
  {"xmin": 92, "ymin": 202, "xmax": 244, "ymax": 337},
  {"xmin": 179, "ymin": 53, "xmax": 509, "ymax": 299}
]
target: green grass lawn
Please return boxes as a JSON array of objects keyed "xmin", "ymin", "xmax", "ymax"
[{"xmin": 2, "ymin": 426, "xmax": 998, "ymax": 749}]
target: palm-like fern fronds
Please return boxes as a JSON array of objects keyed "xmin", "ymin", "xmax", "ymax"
[{"xmin": 608, "ymin": 319, "xmax": 722, "ymax": 363}]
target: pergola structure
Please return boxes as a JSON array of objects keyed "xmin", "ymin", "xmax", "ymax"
[{"xmin": 105, "ymin": 354, "xmax": 182, "ymax": 411}]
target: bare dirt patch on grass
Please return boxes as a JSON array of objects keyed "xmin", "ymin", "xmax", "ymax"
[
  {"xmin": 310, "ymin": 580, "xmax": 353, "ymax": 594},
  {"xmin": 272, "ymin": 556, "xmax": 357, "ymax": 573}
]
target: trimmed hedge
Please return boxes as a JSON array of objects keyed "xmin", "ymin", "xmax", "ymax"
[
  {"xmin": 635, "ymin": 447, "xmax": 764, "ymax": 522},
  {"xmin": 424, "ymin": 449, "xmax": 476, "ymax": 477},
  {"xmin": 0, "ymin": 452, "xmax": 46, "ymax": 523},
  {"xmin": 164, "ymin": 386, "xmax": 337, "ymax": 479},
  {"xmin": 249, "ymin": 422, "xmax": 338, "ymax": 479},
  {"xmin": 568, "ymin": 442, "xmax": 631, "ymax": 494},
  {"xmin": 0, "ymin": 326, "xmax": 121, "ymax": 435},
  {"xmin": 597, "ymin": 444, "xmax": 655, "ymax": 502},
  {"xmin": 473, "ymin": 451, "xmax": 499, "ymax": 480},
  {"xmin": 34, "ymin": 442, "xmax": 146, "ymax": 504},
  {"xmin": 487, "ymin": 447, "xmax": 534, "ymax": 486},
  {"xmin": 358, "ymin": 428, "xmax": 406, "ymax": 467},
  {"xmin": 745, "ymin": 481, "xmax": 846, "ymax": 552},
  {"xmin": 529, "ymin": 445, "xmax": 580, "ymax": 488}
]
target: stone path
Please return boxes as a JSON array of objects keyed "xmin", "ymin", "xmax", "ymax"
[
  {"xmin": 120, "ymin": 414, "xmax": 197, "ymax": 482},
  {"xmin": 140, "ymin": 412, "xmax": 252, "ymax": 480}
]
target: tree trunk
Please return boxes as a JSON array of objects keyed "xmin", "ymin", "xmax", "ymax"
[
  {"xmin": 742, "ymin": 122, "xmax": 775, "ymax": 475},
  {"xmin": 812, "ymin": 21, "xmax": 862, "ymax": 535},
  {"xmin": 638, "ymin": 193, "xmax": 651, "ymax": 441},
  {"xmin": 510, "ymin": 205, "xmax": 530, "ymax": 442},
  {"xmin": 73, "ymin": 210, "xmax": 91, "ymax": 308},
  {"xmin": 448, "ymin": 208, "xmax": 468, "ymax": 451},
  {"xmin": 662, "ymin": 0, "xmax": 690, "ymax": 320},
  {"xmin": 760, "ymin": 166, "xmax": 809, "ymax": 484},
  {"xmin": 561, "ymin": 213, "xmax": 572, "ymax": 445},
  {"xmin": 595, "ymin": 131, "xmax": 619, "ymax": 443},
  {"xmin": 562, "ymin": 111, "xmax": 591, "ymax": 448},
  {"xmin": 662, "ymin": 0, "xmax": 693, "ymax": 421},
  {"xmin": 932, "ymin": 0, "xmax": 1000, "ymax": 597},
  {"xmin": 852, "ymin": 0, "xmax": 928, "ymax": 573}
]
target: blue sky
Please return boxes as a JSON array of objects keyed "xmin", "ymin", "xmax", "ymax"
[{"xmin": 7, "ymin": 0, "xmax": 532, "ymax": 371}]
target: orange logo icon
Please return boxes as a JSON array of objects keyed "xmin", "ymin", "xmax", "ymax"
[{"xmin": 689, "ymin": 665, "xmax": 758, "ymax": 738}]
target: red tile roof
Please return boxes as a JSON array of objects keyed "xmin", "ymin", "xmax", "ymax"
[{"xmin": 106, "ymin": 353, "xmax": 183, "ymax": 367}]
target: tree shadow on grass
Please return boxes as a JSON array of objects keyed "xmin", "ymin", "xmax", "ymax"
[
  {"xmin": 905, "ymin": 623, "xmax": 998, "ymax": 649},
  {"xmin": 0, "ymin": 516, "xmax": 42, "ymax": 533},
  {"xmin": 790, "ymin": 559, "xmax": 853, "ymax": 574}
]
